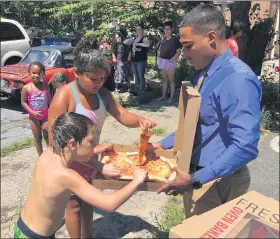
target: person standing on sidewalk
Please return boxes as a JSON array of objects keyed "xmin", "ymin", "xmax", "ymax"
[
  {"xmin": 157, "ymin": 20, "xmax": 182, "ymax": 103},
  {"xmin": 124, "ymin": 23, "xmax": 150, "ymax": 95},
  {"xmin": 149, "ymin": 4, "xmax": 262, "ymax": 218},
  {"xmin": 111, "ymin": 23, "xmax": 133, "ymax": 93}
]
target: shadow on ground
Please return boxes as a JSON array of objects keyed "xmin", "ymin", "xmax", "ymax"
[
  {"xmin": 0, "ymin": 97, "xmax": 26, "ymax": 114},
  {"xmin": 91, "ymin": 209, "xmax": 166, "ymax": 238}
]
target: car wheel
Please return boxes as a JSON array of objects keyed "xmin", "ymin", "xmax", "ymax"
[{"xmin": 4, "ymin": 57, "xmax": 22, "ymax": 66}]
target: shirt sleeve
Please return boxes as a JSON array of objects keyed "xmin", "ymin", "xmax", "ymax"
[
  {"xmin": 194, "ymin": 73, "xmax": 262, "ymax": 184},
  {"xmin": 160, "ymin": 132, "xmax": 176, "ymax": 149}
]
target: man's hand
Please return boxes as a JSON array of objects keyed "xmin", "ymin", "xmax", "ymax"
[
  {"xmin": 139, "ymin": 118, "xmax": 157, "ymax": 134},
  {"xmin": 93, "ymin": 142, "xmax": 114, "ymax": 155},
  {"xmin": 102, "ymin": 163, "xmax": 121, "ymax": 180},
  {"xmin": 146, "ymin": 142, "xmax": 163, "ymax": 153},
  {"xmin": 157, "ymin": 167, "xmax": 191, "ymax": 195}
]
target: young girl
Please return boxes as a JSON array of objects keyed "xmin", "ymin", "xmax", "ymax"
[
  {"xmin": 51, "ymin": 72, "xmax": 69, "ymax": 93},
  {"xmin": 157, "ymin": 21, "xmax": 182, "ymax": 103},
  {"xmin": 48, "ymin": 37, "xmax": 156, "ymax": 238},
  {"xmin": 21, "ymin": 61, "xmax": 52, "ymax": 156},
  {"xmin": 14, "ymin": 112, "xmax": 147, "ymax": 238}
]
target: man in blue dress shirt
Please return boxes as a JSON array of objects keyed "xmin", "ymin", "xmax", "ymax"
[{"xmin": 151, "ymin": 4, "xmax": 262, "ymax": 218}]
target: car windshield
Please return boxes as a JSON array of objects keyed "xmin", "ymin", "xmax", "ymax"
[{"xmin": 20, "ymin": 50, "xmax": 58, "ymax": 67}]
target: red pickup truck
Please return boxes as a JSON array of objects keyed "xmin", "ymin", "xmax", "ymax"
[{"xmin": 0, "ymin": 46, "xmax": 76, "ymax": 99}]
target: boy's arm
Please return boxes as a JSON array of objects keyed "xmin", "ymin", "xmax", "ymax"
[{"xmin": 64, "ymin": 168, "xmax": 145, "ymax": 212}]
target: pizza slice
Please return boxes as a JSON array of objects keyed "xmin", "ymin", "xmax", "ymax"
[
  {"xmin": 101, "ymin": 151, "xmax": 136, "ymax": 177},
  {"xmin": 138, "ymin": 131, "xmax": 153, "ymax": 166}
]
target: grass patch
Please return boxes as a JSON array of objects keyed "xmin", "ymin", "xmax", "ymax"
[
  {"xmin": 1, "ymin": 138, "xmax": 35, "ymax": 157},
  {"xmin": 152, "ymin": 127, "xmax": 166, "ymax": 136},
  {"xmin": 154, "ymin": 196, "xmax": 185, "ymax": 238}
]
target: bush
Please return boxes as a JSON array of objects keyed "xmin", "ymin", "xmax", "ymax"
[
  {"xmin": 260, "ymin": 66, "xmax": 280, "ymax": 130},
  {"xmin": 175, "ymin": 58, "xmax": 197, "ymax": 87}
]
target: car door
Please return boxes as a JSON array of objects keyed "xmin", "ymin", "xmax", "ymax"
[{"xmin": 0, "ymin": 21, "xmax": 30, "ymax": 65}]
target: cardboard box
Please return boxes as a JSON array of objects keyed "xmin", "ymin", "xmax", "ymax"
[
  {"xmin": 169, "ymin": 191, "xmax": 279, "ymax": 238},
  {"xmin": 93, "ymin": 82, "xmax": 201, "ymax": 191}
]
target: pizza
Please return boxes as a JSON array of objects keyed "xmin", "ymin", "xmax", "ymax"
[
  {"xmin": 138, "ymin": 131, "xmax": 153, "ymax": 166},
  {"xmin": 101, "ymin": 151, "xmax": 176, "ymax": 182}
]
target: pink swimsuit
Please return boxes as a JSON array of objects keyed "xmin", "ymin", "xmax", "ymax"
[{"xmin": 27, "ymin": 83, "xmax": 48, "ymax": 121}]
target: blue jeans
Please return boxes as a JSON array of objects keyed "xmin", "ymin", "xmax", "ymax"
[{"xmin": 131, "ymin": 61, "xmax": 146, "ymax": 90}]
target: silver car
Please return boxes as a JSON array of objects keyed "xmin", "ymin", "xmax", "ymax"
[{"xmin": 0, "ymin": 19, "xmax": 31, "ymax": 66}]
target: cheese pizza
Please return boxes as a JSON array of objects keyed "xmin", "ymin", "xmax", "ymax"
[{"xmin": 101, "ymin": 151, "xmax": 176, "ymax": 182}]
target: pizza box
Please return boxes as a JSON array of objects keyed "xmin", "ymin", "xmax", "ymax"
[
  {"xmin": 169, "ymin": 190, "xmax": 279, "ymax": 238},
  {"xmin": 93, "ymin": 82, "xmax": 201, "ymax": 191}
]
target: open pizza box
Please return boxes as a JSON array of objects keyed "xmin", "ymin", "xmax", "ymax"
[
  {"xmin": 169, "ymin": 190, "xmax": 279, "ymax": 238},
  {"xmin": 92, "ymin": 82, "xmax": 201, "ymax": 191}
]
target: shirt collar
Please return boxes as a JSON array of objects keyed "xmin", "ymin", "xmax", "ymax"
[{"xmin": 206, "ymin": 49, "xmax": 233, "ymax": 77}]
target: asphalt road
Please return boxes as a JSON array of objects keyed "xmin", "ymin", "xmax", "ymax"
[
  {"xmin": 1, "ymin": 98, "xmax": 32, "ymax": 148},
  {"xmin": 1, "ymin": 97, "xmax": 279, "ymax": 200}
]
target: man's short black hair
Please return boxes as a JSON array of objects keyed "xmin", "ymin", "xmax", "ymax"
[
  {"xmin": 137, "ymin": 23, "xmax": 145, "ymax": 30},
  {"xmin": 164, "ymin": 20, "xmax": 173, "ymax": 28},
  {"xmin": 179, "ymin": 4, "xmax": 226, "ymax": 38}
]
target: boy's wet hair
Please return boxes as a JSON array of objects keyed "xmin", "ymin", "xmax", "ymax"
[
  {"xmin": 28, "ymin": 61, "xmax": 45, "ymax": 75},
  {"xmin": 51, "ymin": 72, "xmax": 69, "ymax": 84},
  {"xmin": 52, "ymin": 112, "xmax": 94, "ymax": 153},
  {"xmin": 73, "ymin": 37, "xmax": 111, "ymax": 75}
]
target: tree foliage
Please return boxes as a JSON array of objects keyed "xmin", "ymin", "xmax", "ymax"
[{"xmin": 0, "ymin": 1, "xmax": 202, "ymax": 38}]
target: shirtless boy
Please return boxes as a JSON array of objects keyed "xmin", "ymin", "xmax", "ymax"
[{"xmin": 14, "ymin": 112, "xmax": 147, "ymax": 238}]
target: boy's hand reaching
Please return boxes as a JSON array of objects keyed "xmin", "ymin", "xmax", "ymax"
[
  {"xmin": 132, "ymin": 168, "xmax": 148, "ymax": 185},
  {"xmin": 102, "ymin": 163, "xmax": 121, "ymax": 179}
]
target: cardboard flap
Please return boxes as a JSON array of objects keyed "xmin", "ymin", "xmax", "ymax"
[
  {"xmin": 174, "ymin": 83, "xmax": 201, "ymax": 171},
  {"xmin": 174, "ymin": 83, "xmax": 201, "ymax": 152}
]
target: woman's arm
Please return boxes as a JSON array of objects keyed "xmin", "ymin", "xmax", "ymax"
[
  {"xmin": 134, "ymin": 37, "xmax": 150, "ymax": 48},
  {"xmin": 170, "ymin": 48, "xmax": 182, "ymax": 62},
  {"xmin": 102, "ymin": 87, "xmax": 155, "ymax": 129},
  {"xmin": 123, "ymin": 37, "xmax": 134, "ymax": 45},
  {"xmin": 48, "ymin": 88, "xmax": 69, "ymax": 146}
]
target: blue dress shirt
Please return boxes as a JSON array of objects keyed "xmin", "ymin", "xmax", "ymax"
[{"xmin": 161, "ymin": 49, "xmax": 262, "ymax": 184}]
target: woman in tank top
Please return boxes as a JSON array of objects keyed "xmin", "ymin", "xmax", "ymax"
[
  {"xmin": 124, "ymin": 23, "xmax": 150, "ymax": 95},
  {"xmin": 48, "ymin": 37, "xmax": 156, "ymax": 238}
]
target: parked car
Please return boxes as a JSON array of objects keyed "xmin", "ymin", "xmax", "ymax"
[
  {"xmin": 0, "ymin": 19, "xmax": 31, "ymax": 66},
  {"xmin": 0, "ymin": 45, "xmax": 116, "ymax": 99},
  {"xmin": 0, "ymin": 46, "xmax": 75, "ymax": 98}
]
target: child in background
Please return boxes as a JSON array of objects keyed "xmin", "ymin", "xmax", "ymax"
[
  {"xmin": 14, "ymin": 112, "xmax": 147, "ymax": 239},
  {"xmin": 21, "ymin": 61, "xmax": 52, "ymax": 156},
  {"xmin": 51, "ymin": 72, "xmax": 69, "ymax": 92}
]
